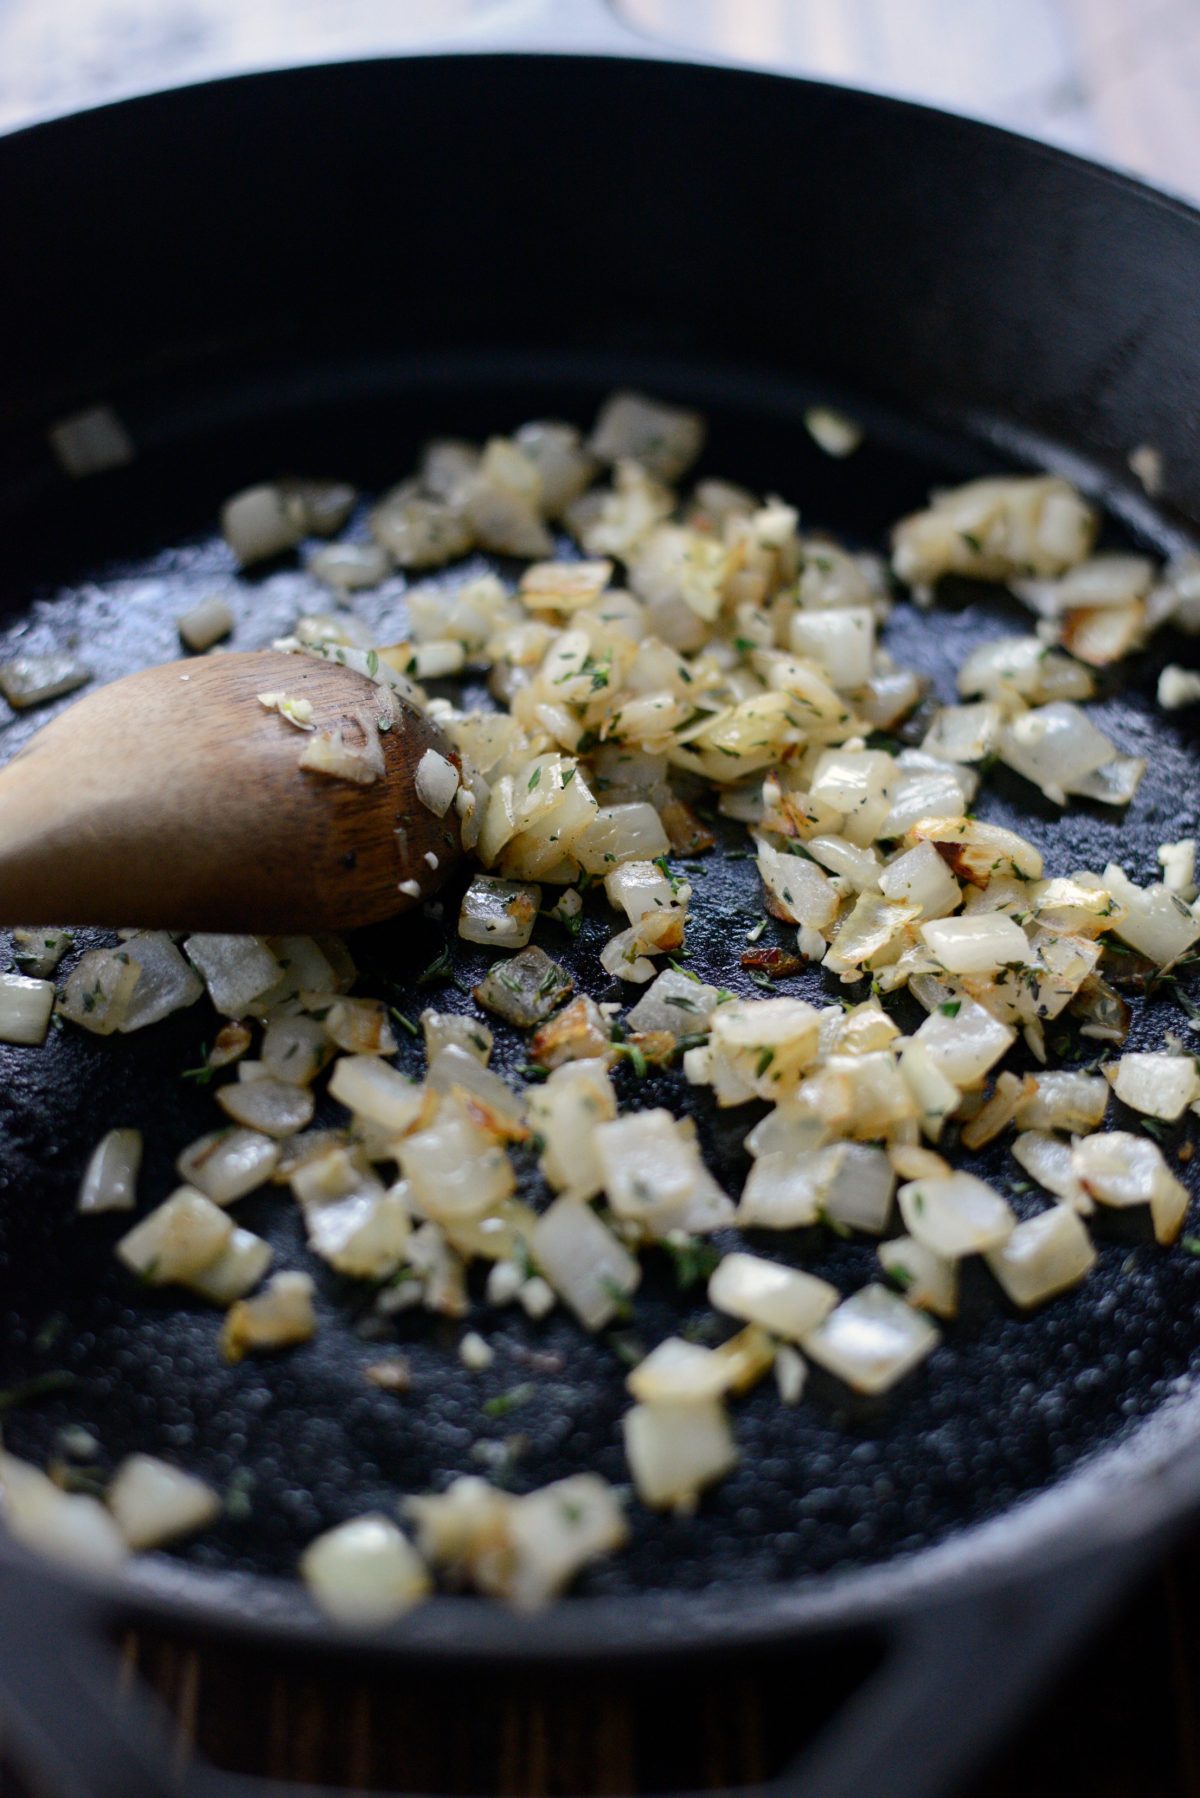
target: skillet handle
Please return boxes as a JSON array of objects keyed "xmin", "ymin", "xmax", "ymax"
[
  {"xmin": 0, "ymin": 1534, "xmax": 1147, "ymax": 1798},
  {"xmin": 759, "ymin": 1542, "xmax": 1143, "ymax": 1798}
]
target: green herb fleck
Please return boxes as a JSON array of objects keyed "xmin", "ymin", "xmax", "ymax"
[
  {"xmin": 0, "ymin": 1370, "xmax": 76, "ymax": 1415},
  {"xmin": 483, "ymin": 1383, "xmax": 535, "ymax": 1419},
  {"xmin": 662, "ymin": 1237, "xmax": 720, "ymax": 1290},
  {"xmin": 416, "ymin": 945, "xmax": 454, "ymax": 987}
]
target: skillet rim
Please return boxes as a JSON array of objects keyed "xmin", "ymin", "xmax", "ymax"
[{"xmin": 1, "ymin": 48, "xmax": 1200, "ymax": 1664}]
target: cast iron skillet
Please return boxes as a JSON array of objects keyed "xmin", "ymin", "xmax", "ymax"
[{"xmin": 1, "ymin": 8, "xmax": 1200, "ymax": 1796}]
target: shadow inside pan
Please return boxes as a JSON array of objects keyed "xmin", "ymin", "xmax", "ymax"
[{"xmin": 0, "ymin": 353, "xmax": 1197, "ymax": 1643}]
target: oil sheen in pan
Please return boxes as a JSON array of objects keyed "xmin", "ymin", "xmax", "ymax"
[{"xmin": 0, "ymin": 374, "xmax": 1196, "ymax": 1611}]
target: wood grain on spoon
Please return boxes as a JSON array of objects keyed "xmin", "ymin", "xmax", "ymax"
[{"xmin": 0, "ymin": 651, "xmax": 463, "ymax": 932}]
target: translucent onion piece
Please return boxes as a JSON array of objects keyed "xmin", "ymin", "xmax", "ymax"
[
  {"xmin": 216, "ymin": 1076, "xmax": 315, "ymax": 1138},
  {"xmin": 220, "ymin": 1271, "xmax": 317, "ymax": 1363},
  {"xmin": 1071, "ymin": 1132, "xmax": 1190, "ymax": 1243},
  {"xmin": 0, "ymin": 972, "xmax": 55, "ymax": 1044},
  {"xmin": 118, "ymin": 932, "xmax": 204, "ymax": 1032},
  {"xmin": 920, "ymin": 913, "xmax": 1032, "ymax": 976},
  {"xmin": 594, "ymin": 1109, "xmax": 734, "ymax": 1237},
  {"xmin": 802, "ymin": 1284, "xmax": 940, "ymax": 1394},
  {"xmin": 1014, "ymin": 1071, "xmax": 1109, "ymax": 1133},
  {"xmin": 878, "ymin": 842, "xmax": 961, "ymax": 919},
  {"xmin": 398, "ymin": 1097, "xmax": 515, "ymax": 1221},
  {"xmin": 421, "ymin": 1010, "xmax": 493, "ymax": 1064},
  {"xmin": 998, "ymin": 702, "xmax": 1122, "ymax": 805},
  {"xmin": 415, "ymin": 748, "xmax": 460, "ymax": 817},
  {"xmin": 897, "ymin": 1171, "xmax": 1015, "ymax": 1259},
  {"xmin": 503, "ymin": 1475, "xmax": 627, "ymax": 1608},
  {"xmin": 0, "ymin": 652, "xmax": 91, "ymax": 710},
  {"xmin": 908, "ymin": 816, "xmax": 1043, "ymax": 884},
  {"xmin": 626, "ymin": 969, "xmax": 721, "ymax": 1036},
  {"xmin": 116, "ymin": 1188, "xmax": 233, "ymax": 1284},
  {"xmin": 1106, "ymin": 1052, "xmax": 1200, "ymax": 1121},
  {"xmin": 57, "ymin": 949, "xmax": 140, "ymax": 1036},
  {"xmin": 528, "ymin": 1059, "xmax": 615, "ymax": 1196},
  {"xmin": 985, "ymin": 1206, "xmax": 1097, "ymax": 1309},
  {"xmin": 221, "ymin": 483, "xmax": 305, "ymax": 563},
  {"xmin": 185, "ymin": 1226, "xmax": 272, "ymax": 1304},
  {"xmin": 184, "ymin": 934, "xmax": 282, "ymax": 1017},
  {"xmin": 301, "ymin": 1515, "xmax": 431, "ymax": 1625},
  {"xmin": 626, "ymin": 1337, "xmax": 737, "ymax": 1404},
  {"xmin": 1103, "ymin": 863, "xmax": 1200, "ymax": 967},
  {"xmin": 804, "ymin": 406, "xmax": 862, "ymax": 458},
  {"xmin": 708, "ymin": 1252, "xmax": 838, "ymax": 1341},
  {"xmin": 178, "ymin": 597, "xmax": 233, "ymax": 652},
  {"xmin": 261, "ymin": 1013, "xmax": 331, "ymax": 1086},
  {"xmin": 1012, "ymin": 1130, "xmax": 1091, "ymax": 1212},
  {"xmin": 0, "ymin": 1453, "xmax": 125, "ymax": 1571},
  {"xmin": 573, "ymin": 804, "xmax": 670, "ymax": 876},
  {"xmin": 530, "ymin": 1195, "xmax": 640, "ymax": 1330},
  {"xmin": 176, "ymin": 1127, "xmax": 279, "ymax": 1205},
  {"xmin": 78, "ymin": 1128, "xmax": 142, "ymax": 1214},
  {"xmin": 107, "ymin": 1455, "xmax": 221, "ymax": 1550},
  {"xmin": 12, "ymin": 927, "xmax": 73, "ymax": 978},
  {"xmin": 622, "ymin": 1399, "xmax": 736, "ymax": 1510},
  {"xmin": 756, "ymin": 843, "xmax": 840, "ymax": 927},
  {"xmin": 877, "ymin": 1236, "xmax": 958, "ymax": 1319},
  {"xmin": 308, "ymin": 542, "xmax": 389, "ymax": 592},
  {"xmin": 427, "ymin": 1043, "xmax": 526, "ymax": 1128},
  {"xmin": 328, "ymin": 1055, "xmax": 426, "ymax": 1132},
  {"xmin": 474, "ymin": 947, "xmax": 573, "ymax": 1028},
  {"xmin": 529, "ymin": 995, "xmax": 613, "ymax": 1068},
  {"xmin": 459, "ymin": 876, "xmax": 542, "ymax": 949},
  {"xmin": 912, "ymin": 997, "xmax": 1015, "ymax": 1087},
  {"xmin": 587, "ymin": 390, "xmax": 705, "ymax": 484}
]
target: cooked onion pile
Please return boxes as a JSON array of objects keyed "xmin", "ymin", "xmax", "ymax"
[{"xmin": 2, "ymin": 391, "xmax": 1199, "ymax": 1621}]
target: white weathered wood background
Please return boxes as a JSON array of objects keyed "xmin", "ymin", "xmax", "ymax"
[{"xmin": 0, "ymin": 0, "xmax": 1196, "ymax": 201}]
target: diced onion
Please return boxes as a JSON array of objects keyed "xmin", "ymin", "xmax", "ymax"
[
  {"xmin": 415, "ymin": 748, "xmax": 460, "ymax": 817},
  {"xmin": 0, "ymin": 652, "xmax": 90, "ymax": 710},
  {"xmin": 877, "ymin": 1236, "xmax": 958, "ymax": 1319},
  {"xmin": 116, "ymin": 1188, "xmax": 233, "ymax": 1284},
  {"xmin": 897, "ymin": 1170, "xmax": 1015, "ymax": 1259},
  {"xmin": 459, "ymin": 876, "xmax": 541, "ymax": 949},
  {"xmin": 184, "ymin": 934, "xmax": 282, "ymax": 1017},
  {"xmin": 118, "ymin": 933, "xmax": 204, "ymax": 1032},
  {"xmin": 0, "ymin": 972, "xmax": 56, "ymax": 1045},
  {"xmin": 595, "ymin": 1109, "xmax": 734, "ymax": 1237},
  {"xmin": 185, "ymin": 1226, "xmax": 273, "ymax": 1304},
  {"xmin": 301, "ymin": 1514, "xmax": 431, "ymax": 1625},
  {"xmin": 178, "ymin": 597, "xmax": 233, "ymax": 652},
  {"xmin": 708, "ymin": 1251, "xmax": 838, "ymax": 1340},
  {"xmin": 176, "ymin": 1127, "xmax": 279, "ymax": 1205},
  {"xmin": 216, "ymin": 1076, "xmax": 315, "ymax": 1138},
  {"xmin": 78, "ymin": 1128, "xmax": 142, "ymax": 1213},
  {"xmin": 985, "ymin": 1206, "xmax": 1097, "ymax": 1308},
  {"xmin": 220, "ymin": 1271, "xmax": 317, "ymax": 1362},
  {"xmin": 0, "ymin": 1453, "xmax": 125, "ymax": 1571},
  {"xmin": 626, "ymin": 1336, "xmax": 736, "ymax": 1404},
  {"xmin": 107, "ymin": 1455, "xmax": 221, "ymax": 1550},
  {"xmin": 622, "ymin": 1399, "xmax": 736, "ymax": 1511},
  {"xmin": 530, "ymin": 1195, "xmax": 640, "ymax": 1330},
  {"xmin": 1106, "ymin": 1051, "xmax": 1200, "ymax": 1121},
  {"xmin": 802, "ymin": 1284, "xmax": 940, "ymax": 1394}
]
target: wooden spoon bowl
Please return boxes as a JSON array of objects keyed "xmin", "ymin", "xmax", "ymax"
[{"xmin": 0, "ymin": 651, "xmax": 463, "ymax": 932}]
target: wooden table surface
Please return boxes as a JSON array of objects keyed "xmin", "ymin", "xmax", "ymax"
[{"xmin": 2, "ymin": 2, "xmax": 1199, "ymax": 1794}]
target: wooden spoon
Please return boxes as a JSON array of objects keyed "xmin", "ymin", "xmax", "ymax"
[{"xmin": 0, "ymin": 651, "xmax": 464, "ymax": 932}]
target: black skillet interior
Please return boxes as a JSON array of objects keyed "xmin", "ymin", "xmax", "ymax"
[{"xmin": 0, "ymin": 56, "xmax": 1199, "ymax": 1652}]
